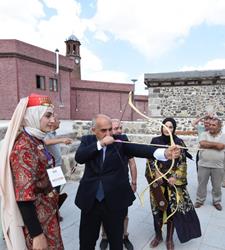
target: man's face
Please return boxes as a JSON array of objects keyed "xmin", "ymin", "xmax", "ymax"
[
  {"xmin": 92, "ymin": 117, "xmax": 112, "ymax": 140},
  {"xmin": 112, "ymin": 121, "xmax": 122, "ymax": 135},
  {"xmin": 209, "ymin": 119, "xmax": 221, "ymax": 135},
  {"xmin": 204, "ymin": 118, "xmax": 211, "ymax": 131}
]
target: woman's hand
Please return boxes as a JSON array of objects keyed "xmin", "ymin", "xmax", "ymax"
[
  {"xmin": 168, "ymin": 177, "xmax": 176, "ymax": 186},
  {"xmin": 33, "ymin": 233, "xmax": 48, "ymax": 250},
  {"xmin": 155, "ymin": 171, "xmax": 163, "ymax": 184},
  {"xmin": 165, "ymin": 145, "xmax": 181, "ymax": 160}
]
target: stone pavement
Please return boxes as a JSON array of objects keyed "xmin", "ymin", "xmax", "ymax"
[{"xmin": 1, "ymin": 157, "xmax": 225, "ymax": 250}]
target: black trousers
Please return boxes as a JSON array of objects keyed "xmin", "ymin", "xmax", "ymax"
[
  {"xmin": 79, "ymin": 199, "xmax": 127, "ymax": 250},
  {"xmin": 196, "ymin": 150, "xmax": 199, "ymax": 172}
]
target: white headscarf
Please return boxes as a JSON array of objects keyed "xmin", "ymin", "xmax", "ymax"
[
  {"xmin": 23, "ymin": 105, "xmax": 53, "ymax": 140},
  {"xmin": 0, "ymin": 97, "xmax": 53, "ymax": 250},
  {"xmin": 0, "ymin": 97, "xmax": 28, "ymax": 250}
]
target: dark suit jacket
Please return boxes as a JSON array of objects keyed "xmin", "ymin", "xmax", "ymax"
[{"xmin": 75, "ymin": 134, "xmax": 157, "ymax": 212}]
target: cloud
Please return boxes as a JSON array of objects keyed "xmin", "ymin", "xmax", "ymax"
[
  {"xmin": 2, "ymin": 0, "xmax": 225, "ymax": 95},
  {"xmin": 82, "ymin": 69, "xmax": 129, "ymax": 83},
  {"xmin": 90, "ymin": 0, "xmax": 225, "ymax": 59},
  {"xmin": 0, "ymin": 0, "xmax": 132, "ymax": 89},
  {"xmin": 81, "ymin": 47, "xmax": 103, "ymax": 71},
  {"xmin": 180, "ymin": 58, "xmax": 225, "ymax": 71},
  {"xmin": 93, "ymin": 30, "xmax": 109, "ymax": 42},
  {"xmin": 0, "ymin": 0, "xmax": 85, "ymax": 54},
  {"xmin": 0, "ymin": 0, "xmax": 44, "ymax": 40},
  {"xmin": 134, "ymin": 74, "xmax": 148, "ymax": 95}
]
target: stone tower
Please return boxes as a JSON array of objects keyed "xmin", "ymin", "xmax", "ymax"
[{"xmin": 65, "ymin": 34, "xmax": 81, "ymax": 80}]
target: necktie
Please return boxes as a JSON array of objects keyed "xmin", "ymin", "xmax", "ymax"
[{"xmin": 96, "ymin": 147, "xmax": 106, "ymax": 201}]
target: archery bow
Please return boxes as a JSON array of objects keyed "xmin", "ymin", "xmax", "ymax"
[{"xmin": 128, "ymin": 91, "xmax": 179, "ymax": 222}]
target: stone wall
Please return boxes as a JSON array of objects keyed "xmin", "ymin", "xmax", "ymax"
[
  {"xmin": 72, "ymin": 119, "xmax": 199, "ymax": 149},
  {"xmin": 148, "ymin": 84, "xmax": 225, "ymax": 118},
  {"xmin": 0, "ymin": 119, "xmax": 201, "ymax": 182},
  {"xmin": 72, "ymin": 119, "xmax": 197, "ymax": 139},
  {"xmin": 0, "ymin": 127, "xmax": 7, "ymax": 141}
]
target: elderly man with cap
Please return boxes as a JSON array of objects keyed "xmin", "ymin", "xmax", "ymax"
[{"xmin": 0, "ymin": 94, "xmax": 64, "ymax": 250}]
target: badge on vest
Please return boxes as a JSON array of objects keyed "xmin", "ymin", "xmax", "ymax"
[{"xmin": 47, "ymin": 166, "xmax": 66, "ymax": 187}]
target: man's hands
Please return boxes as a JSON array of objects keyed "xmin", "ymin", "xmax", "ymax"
[
  {"xmin": 164, "ymin": 145, "xmax": 181, "ymax": 160},
  {"xmin": 131, "ymin": 182, "xmax": 137, "ymax": 192},
  {"xmin": 100, "ymin": 136, "xmax": 115, "ymax": 147},
  {"xmin": 200, "ymin": 141, "xmax": 225, "ymax": 150},
  {"xmin": 33, "ymin": 233, "xmax": 48, "ymax": 250},
  {"xmin": 216, "ymin": 143, "xmax": 225, "ymax": 150}
]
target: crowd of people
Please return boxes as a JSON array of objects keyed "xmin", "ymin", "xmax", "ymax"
[{"xmin": 0, "ymin": 93, "xmax": 225, "ymax": 250}]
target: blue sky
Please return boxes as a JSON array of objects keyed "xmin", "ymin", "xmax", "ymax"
[{"xmin": 1, "ymin": 0, "xmax": 225, "ymax": 94}]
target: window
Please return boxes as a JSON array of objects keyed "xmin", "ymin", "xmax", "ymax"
[
  {"xmin": 49, "ymin": 78, "xmax": 58, "ymax": 92},
  {"xmin": 36, "ymin": 75, "xmax": 45, "ymax": 90}
]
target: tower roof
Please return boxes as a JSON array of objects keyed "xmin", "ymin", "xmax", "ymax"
[{"xmin": 66, "ymin": 34, "xmax": 80, "ymax": 42}]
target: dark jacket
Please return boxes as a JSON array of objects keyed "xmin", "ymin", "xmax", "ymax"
[{"xmin": 75, "ymin": 134, "xmax": 156, "ymax": 212}]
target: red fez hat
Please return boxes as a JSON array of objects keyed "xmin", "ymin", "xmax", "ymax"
[{"xmin": 27, "ymin": 93, "xmax": 52, "ymax": 107}]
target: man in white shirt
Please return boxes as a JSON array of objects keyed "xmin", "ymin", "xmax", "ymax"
[{"xmin": 195, "ymin": 117, "xmax": 225, "ymax": 211}]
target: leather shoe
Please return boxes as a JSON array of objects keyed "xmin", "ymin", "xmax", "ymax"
[
  {"xmin": 213, "ymin": 203, "xmax": 222, "ymax": 211},
  {"xmin": 194, "ymin": 202, "xmax": 203, "ymax": 208},
  {"xmin": 166, "ymin": 240, "xmax": 174, "ymax": 250},
  {"xmin": 100, "ymin": 238, "xmax": 108, "ymax": 250},
  {"xmin": 150, "ymin": 236, "xmax": 163, "ymax": 248},
  {"xmin": 123, "ymin": 236, "xmax": 134, "ymax": 250}
]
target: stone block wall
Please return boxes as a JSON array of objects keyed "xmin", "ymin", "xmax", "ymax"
[
  {"xmin": 0, "ymin": 127, "xmax": 7, "ymax": 140},
  {"xmin": 72, "ymin": 118, "xmax": 197, "ymax": 137},
  {"xmin": 148, "ymin": 84, "xmax": 225, "ymax": 118},
  {"xmin": 72, "ymin": 119, "xmax": 199, "ymax": 149},
  {"xmin": 0, "ymin": 118, "xmax": 203, "ymax": 182}
]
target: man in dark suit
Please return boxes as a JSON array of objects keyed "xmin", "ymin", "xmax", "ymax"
[{"xmin": 75, "ymin": 114, "xmax": 180, "ymax": 250}]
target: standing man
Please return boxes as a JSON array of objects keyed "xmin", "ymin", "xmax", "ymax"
[
  {"xmin": 75, "ymin": 114, "xmax": 180, "ymax": 250},
  {"xmin": 191, "ymin": 114, "xmax": 212, "ymax": 136},
  {"xmin": 195, "ymin": 117, "xmax": 225, "ymax": 211},
  {"xmin": 99, "ymin": 119, "xmax": 137, "ymax": 250},
  {"xmin": 192, "ymin": 114, "xmax": 213, "ymax": 171}
]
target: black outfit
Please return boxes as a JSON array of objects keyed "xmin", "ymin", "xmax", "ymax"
[
  {"xmin": 145, "ymin": 118, "xmax": 201, "ymax": 246},
  {"xmin": 75, "ymin": 134, "xmax": 157, "ymax": 250}
]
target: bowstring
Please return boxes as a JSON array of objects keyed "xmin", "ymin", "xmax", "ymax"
[{"xmin": 128, "ymin": 91, "xmax": 179, "ymax": 222}]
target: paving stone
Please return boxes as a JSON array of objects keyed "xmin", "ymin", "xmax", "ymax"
[{"xmin": 1, "ymin": 157, "xmax": 225, "ymax": 249}]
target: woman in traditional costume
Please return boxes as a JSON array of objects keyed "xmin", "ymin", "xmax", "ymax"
[
  {"xmin": 145, "ymin": 117, "xmax": 201, "ymax": 250},
  {"xmin": 0, "ymin": 94, "xmax": 64, "ymax": 250}
]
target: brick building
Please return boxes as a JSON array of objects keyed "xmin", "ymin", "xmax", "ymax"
[{"xmin": 0, "ymin": 35, "xmax": 148, "ymax": 120}]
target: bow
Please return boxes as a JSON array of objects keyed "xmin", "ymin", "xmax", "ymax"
[{"xmin": 128, "ymin": 91, "xmax": 179, "ymax": 222}]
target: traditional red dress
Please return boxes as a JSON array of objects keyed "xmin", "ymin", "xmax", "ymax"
[{"xmin": 10, "ymin": 131, "xmax": 64, "ymax": 250}]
